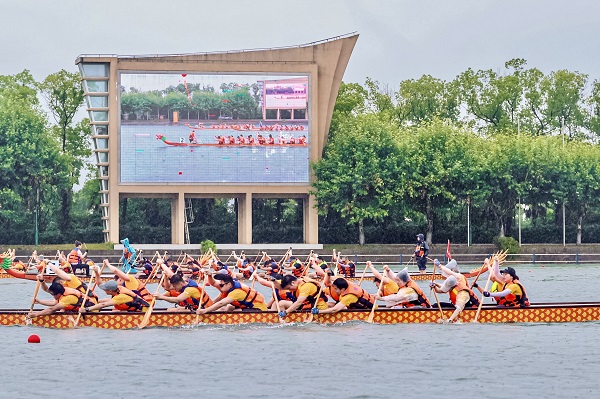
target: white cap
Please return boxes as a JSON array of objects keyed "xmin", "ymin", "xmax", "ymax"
[{"xmin": 396, "ymin": 267, "xmax": 410, "ymax": 283}]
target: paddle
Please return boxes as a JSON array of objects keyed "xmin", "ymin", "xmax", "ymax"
[
  {"xmin": 357, "ymin": 262, "xmax": 369, "ymax": 286},
  {"xmin": 367, "ymin": 268, "xmax": 386, "ymax": 323},
  {"xmin": 194, "ymin": 275, "xmax": 209, "ymax": 325},
  {"xmin": 73, "ymin": 269, "xmax": 95, "ymax": 328},
  {"xmin": 305, "ymin": 281, "xmax": 325, "ymax": 323},
  {"xmin": 430, "ymin": 262, "xmax": 446, "ymax": 323},
  {"xmin": 25, "ymin": 260, "xmax": 47, "ymax": 323},
  {"xmin": 473, "ymin": 258, "xmax": 495, "ymax": 323},
  {"xmin": 138, "ymin": 266, "xmax": 167, "ymax": 329},
  {"xmin": 271, "ymin": 281, "xmax": 286, "ymax": 323}
]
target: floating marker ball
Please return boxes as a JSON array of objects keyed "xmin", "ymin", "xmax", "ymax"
[
  {"xmin": 178, "ymin": 171, "xmax": 183, "ymax": 175},
  {"xmin": 28, "ymin": 334, "xmax": 40, "ymax": 343}
]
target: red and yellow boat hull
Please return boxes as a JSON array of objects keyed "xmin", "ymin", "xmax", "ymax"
[{"xmin": 2, "ymin": 303, "xmax": 599, "ymax": 329}]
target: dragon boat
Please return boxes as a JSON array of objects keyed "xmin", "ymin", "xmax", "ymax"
[
  {"xmin": 0, "ymin": 267, "xmax": 446, "ymax": 283},
  {"xmin": 2, "ymin": 303, "xmax": 599, "ymax": 329},
  {"xmin": 156, "ymin": 134, "xmax": 308, "ymax": 148}
]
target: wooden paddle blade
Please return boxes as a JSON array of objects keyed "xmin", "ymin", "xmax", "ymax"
[
  {"xmin": 304, "ymin": 314, "xmax": 314, "ymax": 323},
  {"xmin": 138, "ymin": 299, "xmax": 156, "ymax": 329},
  {"xmin": 366, "ymin": 308, "xmax": 376, "ymax": 323}
]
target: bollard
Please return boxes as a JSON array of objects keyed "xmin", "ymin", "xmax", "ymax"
[
  {"xmin": 532, "ymin": 254, "xmax": 536, "ymax": 264},
  {"xmin": 399, "ymin": 254, "xmax": 403, "ymax": 265},
  {"xmin": 575, "ymin": 253, "xmax": 579, "ymax": 264}
]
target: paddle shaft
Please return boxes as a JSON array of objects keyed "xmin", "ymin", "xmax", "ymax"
[
  {"xmin": 357, "ymin": 263, "xmax": 369, "ymax": 286},
  {"xmin": 138, "ymin": 272, "xmax": 167, "ymax": 329},
  {"xmin": 430, "ymin": 263, "xmax": 446, "ymax": 321},
  {"xmin": 367, "ymin": 270, "xmax": 387, "ymax": 323},
  {"xmin": 473, "ymin": 267, "xmax": 493, "ymax": 323},
  {"xmin": 305, "ymin": 281, "xmax": 325, "ymax": 323},
  {"xmin": 194, "ymin": 275, "xmax": 209, "ymax": 325},
  {"xmin": 73, "ymin": 272, "xmax": 95, "ymax": 327}
]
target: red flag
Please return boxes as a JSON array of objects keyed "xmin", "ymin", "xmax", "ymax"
[{"xmin": 446, "ymin": 239, "xmax": 452, "ymax": 260}]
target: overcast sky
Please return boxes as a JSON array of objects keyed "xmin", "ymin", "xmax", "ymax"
[{"xmin": 2, "ymin": 0, "xmax": 600, "ymax": 88}]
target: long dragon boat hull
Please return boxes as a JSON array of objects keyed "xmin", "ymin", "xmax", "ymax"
[
  {"xmin": 156, "ymin": 135, "xmax": 307, "ymax": 148},
  {"xmin": 3, "ymin": 303, "xmax": 599, "ymax": 329},
  {"xmin": 1, "ymin": 268, "xmax": 445, "ymax": 283}
]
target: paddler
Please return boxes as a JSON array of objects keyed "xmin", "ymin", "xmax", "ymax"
[
  {"xmin": 43, "ymin": 260, "xmax": 98, "ymax": 303},
  {"xmin": 482, "ymin": 263, "xmax": 530, "ymax": 308},
  {"xmin": 67, "ymin": 240, "xmax": 89, "ymax": 276},
  {"xmin": 196, "ymin": 273, "xmax": 267, "ymax": 314},
  {"xmin": 378, "ymin": 266, "xmax": 431, "ymax": 308},
  {"xmin": 276, "ymin": 275, "xmax": 329, "ymax": 318},
  {"xmin": 367, "ymin": 261, "xmax": 399, "ymax": 296},
  {"xmin": 102, "ymin": 259, "xmax": 153, "ymax": 304},
  {"xmin": 28, "ymin": 281, "xmax": 95, "ymax": 319},
  {"xmin": 429, "ymin": 259, "xmax": 480, "ymax": 323},
  {"xmin": 310, "ymin": 277, "xmax": 376, "ymax": 315},
  {"xmin": 155, "ymin": 271, "xmax": 214, "ymax": 312},
  {"xmin": 80, "ymin": 270, "xmax": 149, "ymax": 313}
]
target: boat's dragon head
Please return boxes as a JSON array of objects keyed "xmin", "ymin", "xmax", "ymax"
[{"xmin": 156, "ymin": 134, "xmax": 166, "ymax": 141}]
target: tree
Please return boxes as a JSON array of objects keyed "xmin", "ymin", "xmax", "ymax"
[
  {"xmin": 396, "ymin": 75, "xmax": 459, "ymax": 125},
  {"xmin": 38, "ymin": 70, "xmax": 89, "ymax": 235},
  {"xmin": 312, "ymin": 115, "xmax": 401, "ymax": 245},
  {"xmin": 38, "ymin": 70, "xmax": 85, "ymax": 152}
]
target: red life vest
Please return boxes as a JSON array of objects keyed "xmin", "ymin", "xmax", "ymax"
[
  {"xmin": 290, "ymin": 260, "xmax": 303, "ymax": 277},
  {"xmin": 340, "ymin": 282, "xmax": 375, "ymax": 310}
]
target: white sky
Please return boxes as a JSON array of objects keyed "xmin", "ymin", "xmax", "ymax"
[{"xmin": 2, "ymin": 0, "xmax": 600, "ymax": 88}]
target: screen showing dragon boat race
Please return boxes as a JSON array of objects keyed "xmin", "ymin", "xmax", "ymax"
[{"xmin": 119, "ymin": 72, "xmax": 310, "ymax": 184}]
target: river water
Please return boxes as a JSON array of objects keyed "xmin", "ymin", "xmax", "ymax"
[{"xmin": 1, "ymin": 264, "xmax": 598, "ymax": 398}]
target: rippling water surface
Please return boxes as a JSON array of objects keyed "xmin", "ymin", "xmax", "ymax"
[{"xmin": 1, "ymin": 264, "xmax": 599, "ymax": 398}]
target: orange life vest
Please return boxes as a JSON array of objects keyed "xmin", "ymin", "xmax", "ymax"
[
  {"xmin": 112, "ymin": 286, "xmax": 150, "ymax": 312},
  {"xmin": 61, "ymin": 291, "xmax": 95, "ymax": 312},
  {"xmin": 340, "ymin": 282, "xmax": 375, "ymax": 310},
  {"xmin": 448, "ymin": 288, "xmax": 480, "ymax": 308},
  {"xmin": 403, "ymin": 281, "xmax": 431, "ymax": 308},
  {"xmin": 175, "ymin": 280, "xmax": 213, "ymax": 311},
  {"xmin": 222, "ymin": 281, "xmax": 264, "ymax": 309},
  {"xmin": 496, "ymin": 282, "xmax": 530, "ymax": 307},
  {"xmin": 68, "ymin": 248, "xmax": 82, "ymax": 264},
  {"xmin": 297, "ymin": 277, "xmax": 327, "ymax": 309}
]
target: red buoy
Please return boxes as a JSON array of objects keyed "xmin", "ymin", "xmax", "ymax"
[{"xmin": 28, "ymin": 334, "xmax": 40, "ymax": 343}]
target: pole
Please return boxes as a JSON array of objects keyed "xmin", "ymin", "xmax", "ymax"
[
  {"xmin": 563, "ymin": 202, "xmax": 566, "ymax": 247},
  {"xmin": 35, "ymin": 184, "xmax": 39, "ymax": 247},
  {"xmin": 467, "ymin": 196, "xmax": 471, "ymax": 247},
  {"xmin": 518, "ymin": 197, "xmax": 522, "ymax": 247}
]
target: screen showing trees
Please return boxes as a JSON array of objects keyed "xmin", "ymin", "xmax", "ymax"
[{"xmin": 119, "ymin": 73, "xmax": 310, "ymax": 184}]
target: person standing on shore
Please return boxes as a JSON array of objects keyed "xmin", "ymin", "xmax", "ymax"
[{"xmin": 414, "ymin": 233, "xmax": 429, "ymax": 274}]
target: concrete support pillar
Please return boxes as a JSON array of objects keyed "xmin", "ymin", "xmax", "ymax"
[
  {"xmin": 109, "ymin": 192, "xmax": 120, "ymax": 244},
  {"xmin": 238, "ymin": 193, "xmax": 253, "ymax": 244},
  {"xmin": 303, "ymin": 195, "xmax": 319, "ymax": 244},
  {"xmin": 172, "ymin": 193, "xmax": 185, "ymax": 244}
]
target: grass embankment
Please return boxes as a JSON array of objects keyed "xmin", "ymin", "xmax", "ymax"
[{"xmin": 3, "ymin": 243, "xmax": 115, "ymax": 251}]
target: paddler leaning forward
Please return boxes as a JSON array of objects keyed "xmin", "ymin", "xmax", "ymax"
[
  {"xmin": 276, "ymin": 274, "xmax": 329, "ymax": 318},
  {"xmin": 311, "ymin": 277, "xmax": 376, "ymax": 315},
  {"xmin": 377, "ymin": 266, "xmax": 431, "ymax": 308},
  {"xmin": 79, "ymin": 265, "xmax": 150, "ymax": 313},
  {"xmin": 27, "ymin": 280, "xmax": 96, "ymax": 319},
  {"xmin": 196, "ymin": 272, "xmax": 267, "ymax": 314},
  {"xmin": 429, "ymin": 259, "xmax": 480, "ymax": 323}
]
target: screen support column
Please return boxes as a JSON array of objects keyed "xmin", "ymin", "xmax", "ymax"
[{"xmin": 238, "ymin": 192, "xmax": 253, "ymax": 244}]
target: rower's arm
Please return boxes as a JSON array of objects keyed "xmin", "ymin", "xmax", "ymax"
[
  {"xmin": 368, "ymin": 262, "xmax": 385, "ymax": 282},
  {"xmin": 317, "ymin": 301, "xmax": 347, "ymax": 314},
  {"xmin": 378, "ymin": 291, "xmax": 414, "ymax": 305},
  {"xmin": 82, "ymin": 300, "xmax": 115, "ymax": 312},
  {"xmin": 49, "ymin": 263, "xmax": 72, "ymax": 281},
  {"xmin": 29, "ymin": 302, "xmax": 66, "ymax": 318},
  {"xmin": 157, "ymin": 291, "xmax": 188, "ymax": 303},
  {"xmin": 105, "ymin": 260, "xmax": 131, "ymax": 282},
  {"xmin": 285, "ymin": 295, "xmax": 308, "ymax": 314},
  {"xmin": 487, "ymin": 289, "xmax": 511, "ymax": 298},
  {"xmin": 35, "ymin": 298, "xmax": 58, "ymax": 306},
  {"xmin": 197, "ymin": 296, "xmax": 234, "ymax": 314}
]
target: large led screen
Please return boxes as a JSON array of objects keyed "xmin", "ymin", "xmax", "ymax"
[{"xmin": 119, "ymin": 73, "xmax": 310, "ymax": 184}]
